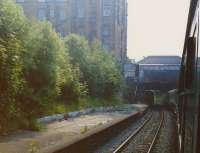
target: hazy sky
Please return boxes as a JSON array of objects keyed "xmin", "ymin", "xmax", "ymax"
[{"xmin": 127, "ymin": 0, "xmax": 191, "ymax": 61}]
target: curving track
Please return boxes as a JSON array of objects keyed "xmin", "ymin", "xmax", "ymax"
[{"xmin": 112, "ymin": 110, "xmax": 164, "ymax": 153}]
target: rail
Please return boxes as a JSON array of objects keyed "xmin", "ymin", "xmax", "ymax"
[
  {"xmin": 113, "ymin": 111, "xmax": 164, "ymax": 153},
  {"xmin": 147, "ymin": 112, "xmax": 164, "ymax": 153}
]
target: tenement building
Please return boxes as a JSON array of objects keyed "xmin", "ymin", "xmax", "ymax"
[{"xmin": 16, "ymin": 0, "xmax": 128, "ymax": 63}]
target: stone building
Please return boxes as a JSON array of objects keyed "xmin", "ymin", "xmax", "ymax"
[
  {"xmin": 138, "ymin": 56, "xmax": 182, "ymax": 90},
  {"xmin": 16, "ymin": 0, "xmax": 128, "ymax": 63}
]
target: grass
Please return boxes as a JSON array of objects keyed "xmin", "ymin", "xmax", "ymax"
[
  {"xmin": 80, "ymin": 126, "xmax": 89, "ymax": 134},
  {"xmin": 80, "ymin": 122, "xmax": 104, "ymax": 134},
  {"xmin": 154, "ymin": 92, "xmax": 168, "ymax": 104},
  {"xmin": 28, "ymin": 140, "xmax": 38, "ymax": 153},
  {"xmin": 29, "ymin": 120, "xmax": 45, "ymax": 131},
  {"xmin": 45, "ymin": 96, "xmax": 124, "ymax": 116},
  {"xmin": 1, "ymin": 96, "xmax": 124, "ymax": 134},
  {"xmin": 73, "ymin": 96, "xmax": 123, "ymax": 109},
  {"xmin": 94, "ymin": 122, "xmax": 104, "ymax": 128}
]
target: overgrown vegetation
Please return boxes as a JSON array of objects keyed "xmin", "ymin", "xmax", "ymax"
[
  {"xmin": 0, "ymin": 0, "xmax": 123, "ymax": 134},
  {"xmin": 123, "ymin": 81, "xmax": 137, "ymax": 103},
  {"xmin": 154, "ymin": 92, "xmax": 168, "ymax": 104}
]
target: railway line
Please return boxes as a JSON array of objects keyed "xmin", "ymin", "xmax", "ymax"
[
  {"xmin": 95, "ymin": 109, "xmax": 164, "ymax": 153},
  {"xmin": 112, "ymin": 112, "xmax": 153, "ymax": 153},
  {"xmin": 113, "ymin": 111, "xmax": 164, "ymax": 153},
  {"xmin": 116, "ymin": 111, "xmax": 163, "ymax": 153}
]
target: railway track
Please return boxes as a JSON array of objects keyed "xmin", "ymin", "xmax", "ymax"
[{"xmin": 113, "ymin": 111, "xmax": 164, "ymax": 153}]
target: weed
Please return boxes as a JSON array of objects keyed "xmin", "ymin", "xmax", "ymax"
[
  {"xmin": 80, "ymin": 126, "xmax": 89, "ymax": 134},
  {"xmin": 98, "ymin": 122, "xmax": 103, "ymax": 126},
  {"xmin": 28, "ymin": 140, "xmax": 38, "ymax": 153}
]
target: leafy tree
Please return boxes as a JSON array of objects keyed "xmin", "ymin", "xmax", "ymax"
[
  {"xmin": 64, "ymin": 34, "xmax": 90, "ymax": 92},
  {"xmin": 21, "ymin": 21, "xmax": 74, "ymax": 117},
  {"xmin": 64, "ymin": 35, "xmax": 122, "ymax": 98},
  {"xmin": 0, "ymin": 0, "xmax": 28, "ymax": 132},
  {"xmin": 22, "ymin": 22, "xmax": 86, "ymax": 114},
  {"xmin": 64, "ymin": 34, "xmax": 90, "ymax": 82},
  {"xmin": 88, "ymin": 41, "xmax": 122, "ymax": 98},
  {"xmin": 123, "ymin": 81, "xmax": 137, "ymax": 103},
  {"xmin": 64, "ymin": 34, "xmax": 90, "ymax": 65}
]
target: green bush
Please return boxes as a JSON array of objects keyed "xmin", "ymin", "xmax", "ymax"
[
  {"xmin": 0, "ymin": 0, "xmax": 28, "ymax": 134},
  {"xmin": 64, "ymin": 35, "xmax": 122, "ymax": 98}
]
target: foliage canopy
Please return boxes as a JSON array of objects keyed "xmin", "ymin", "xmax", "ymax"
[{"xmin": 0, "ymin": 0, "xmax": 122, "ymax": 134}]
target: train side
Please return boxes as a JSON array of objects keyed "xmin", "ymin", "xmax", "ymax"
[{"xmin": 168, "ymin": 0, "xmax": 200, "ymax": 153}]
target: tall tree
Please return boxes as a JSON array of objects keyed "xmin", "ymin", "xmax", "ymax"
[
  {"xmin": 0, "ymin": 0, "xmax": 28, "ymax": 132},
  {"xmin": 64, "ymin": 35, "xmax": 122, "ymax": 98},
  {"xmin": 89, "ymin": 41, "xmax": 122, "ymax": 98}
]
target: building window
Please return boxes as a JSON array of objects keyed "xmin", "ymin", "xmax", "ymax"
[
  {"xmin": 103, "ymin": 0, "xmax": 112, "ymax": 16},
  {"xmin": 89, "ymin": 31, "xmax": 96, "ymax": 42},
  {"xmin": 77, "ymin": 0, "xmax": 85, "ymax": 18},
  {"xmin": 90, "ymin": 16, "xmax": 96, "ymax": 25},
  {"xmin": 37, "ymin": 8, "xmax": 45, "ymax": 21},
  {"xmin": 38, "ymin": 0, "xmax": 45, "ymax": 2},
  {"xmin": 77, "ymin": 8, "xmax": 85, "ymax": 18},
  {"xmin": 102, "ymin": 26, "xmax": 110, "ymax": 36},
  {"xmin": 49, "ymin": 7, "xmax": 54, "ymax": 18},
  {"xmin": 59, "ymin": 10, "xmax": 66, "ymax": 21},
  {"xmin": 102, "ymin": 39, "xmax": 111, "ymax": 51},
  {"xmin": 16, "ymin": 0, "xmax": 25, "ymax": 2},
  {"xmin": 91, "ymin": 0, "xmax": 96, "ymax": 5},
  {"xmin": 103, "ymin": 6, "xmax": 111, "ymax": 16},
  {"xmin": 78, "ymin": 28, "xmax": 84, "ymax": 36}
]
